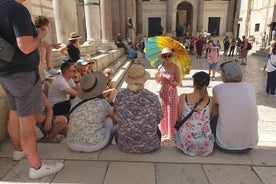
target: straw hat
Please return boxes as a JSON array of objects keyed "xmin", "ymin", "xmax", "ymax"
[
  {"xmin": 270, "ymin": 40, "xmax": 276, "ymax": 46},
  {"xmin": 77, "ymin": 72, "xmax": 107, "ymax": 100},
  {"xmin": 68, "ymin": 32, "xmax": 82, "ymax": 41},
  {"xmin": 157, "ymin": 48, "xmax": 173, "ymax": 59},
  {"xmin": 124, "ymin": 65, "xmax": 150, "ymax": 84}
]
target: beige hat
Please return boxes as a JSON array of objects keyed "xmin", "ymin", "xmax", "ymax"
[
  {"xmin": 68, "ymin": 32, "xmax": 82, "ymax": 41},
  {"xmin": 103, "ymin": 68, "xmax": 115, "ymax": 75},
  {"xmin": 270, "ymin": 40, "xmax": 276, "ymax": 45},
  {"xmin": 124, "ymin": 64, "xmax": 150, "ymax": 84},
  {"xmin": 157, "ymin": 48, "xmax": 173, "ymax": 59},
  {"xmin": 83, "ymin": 54, "xmax": 95, "ymax": 63},
  {"xmin": 78, "ymin": 72, "xmax": 107, "ymax": 100}
]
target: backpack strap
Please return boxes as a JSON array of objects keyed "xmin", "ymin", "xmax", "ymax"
[{"xmin": 68, "ymin": 97, "xmax": 95, "ymax": 115}]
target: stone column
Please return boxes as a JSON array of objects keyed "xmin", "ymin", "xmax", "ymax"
[
  {"xmin": 83, "ymin": 0, "xmax": 101, "ymax": 41},
  {"xmin": 136, "ymin": 0, "xmax": 143, "ymax": 36},
  {"xmin": 53, "ymin": 0, "xmax": 78, "ymax": 43},
  {"xmin": 119, "ymin": 0, "xmax": 126, "ymax": 38},
  {"xmin": 126, "ymin": 0, "xmax": 136, "ymax": 42},
  {"xmin": 226, "ymin": 0, "xmax": 236, "ymax": 34},
  {"xmin": 166, "ymin": 0, "xmax": 173, "ymax": 34},
  {"xmin": 111, "ymin": 0, "xmax": 120, "ymax": 37},
  {"xmin": 197, "ymin": 0, "xmax": 204, "ymax": 33},
  {"xmin": 100, "ymin": 0, "xmax": 112, "ymax": 42}
]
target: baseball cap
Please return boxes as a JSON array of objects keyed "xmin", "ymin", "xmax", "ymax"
[{"xmin": 220, "ymin": 61, "xmax": 242, "ymax": 82}]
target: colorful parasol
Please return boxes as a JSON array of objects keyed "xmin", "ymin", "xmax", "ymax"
[{"xmin": 144, "ymin": 36, "xmax": 192, "ymax": 78}]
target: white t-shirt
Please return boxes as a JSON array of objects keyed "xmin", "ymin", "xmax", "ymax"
[
  {"xmin": 47, "ymin": 75, "xmax": 76, "ymax": 106},
  {"xmin": 266, "ymin": 54, "xmax": 276, "ymax": 73},
  {"xmin": 212, "ymin": 82, "xmax": 258, "ymax": 150}
]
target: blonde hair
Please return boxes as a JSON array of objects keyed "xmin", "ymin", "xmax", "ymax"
[{"xmin": 127, "ymin": 83, "xmax": 144, "ymax": 92}]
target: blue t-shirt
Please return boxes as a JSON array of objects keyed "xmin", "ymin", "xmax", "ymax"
[{"xmin": 0, "ymin": 1, "xmax": 39, "ymax": 75}]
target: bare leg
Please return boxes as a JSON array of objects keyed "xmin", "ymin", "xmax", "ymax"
[
  {"xmin": 7, "ymin": 111, "xmax": 22, "ymax": 151},
  {"xmin": 45, "ymin": 47, "xmax": 53, "ymax": 70},
  {"xmin": 20, "ymin": 115, "xmax": 41, "ymax": 169},
  {"xmin": 45, "ymin": 116, "xmax": 68, "ymax": 143}
]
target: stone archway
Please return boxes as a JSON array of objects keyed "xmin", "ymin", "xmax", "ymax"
[{"xmin": 176, "ymin": 2, "xmax": 193, "ymax": 37}]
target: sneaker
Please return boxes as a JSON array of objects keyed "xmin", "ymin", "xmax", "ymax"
[
  {"xmin": 47, "ymin": 68, "xmax": 60, "ymax": 75},
  {"xmin": 13, "ymin": 150, "xmax": 25, "ymax": 161},
  {"xmin": 212, "ymin": 76, "xmax": 215, "ymax": 81},
  {"xmin": 29, "ymin": 161, "xmax": 64, "ymax": 179}
]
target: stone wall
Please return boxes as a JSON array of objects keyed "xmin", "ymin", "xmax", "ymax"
[{"xmin": 0, "ymin": 86, "xmax": 9, "ymax": 142}]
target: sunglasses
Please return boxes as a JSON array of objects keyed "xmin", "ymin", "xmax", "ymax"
[{"xmin": 162, "ymin": 54, "xmax": 172, "ymax": 59}]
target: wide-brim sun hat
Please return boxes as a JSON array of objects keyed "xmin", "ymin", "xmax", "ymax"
[
  {"xmin": 78, "ymin": 72, "xmax": 107, "ymax": 100},
  {"xmin": 124, "ymin": 64, "xmax": 150, "ymax": 84},
  {"xmin": 270, "ymin": 40, "xmax": 276, "ymax": 45},
  {"xmin": 68, "ymin": 32, "xmax": 82, "ymax": 41},
  {"xmin": 157, "ymin": 48, "xmax": 174, "ymax": 59}
]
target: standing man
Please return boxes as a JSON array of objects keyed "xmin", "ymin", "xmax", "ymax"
[{"xmin": 0, "ymin": 0, "xmax": 63, "ymax": 179}]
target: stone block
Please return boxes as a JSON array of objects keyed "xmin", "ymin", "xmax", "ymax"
[{"xmin": 0, "ymin": 86, "xmax": 8, "ymax": 143}]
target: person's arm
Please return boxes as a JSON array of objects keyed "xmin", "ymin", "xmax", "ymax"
[
  {"xmin": 178, "ymin": 94, "xmax": 185, "ymax": 121},
  {"xmin": 16, "ymin": 35, "xmax": 43, "ymax": 54},
  {"xmin": 264, "ymin": 46, "xmax": 271, "ymax": 54},
  {"xmin": 42, "ymin": 93, "xmax": 53, "ymax": 132},
  {"xmin": 58, "ymin": 46, "xmax": 69, "ymax": 58},
  {"xmin": 168, "ymin": 65, "xmax": 181, "ymax": 87},
  {"xmin": 63, "ymin": 88, "xmax": 77, "ymax": 98}
]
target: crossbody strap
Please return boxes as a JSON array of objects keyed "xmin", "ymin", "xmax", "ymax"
[{"xmin": 68, "ymin": 97, "xmax": 95, "ymax": 115}]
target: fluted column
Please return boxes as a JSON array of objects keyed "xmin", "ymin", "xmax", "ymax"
[
  {"xmin": 83, "ymin": 0, "xmax": 101, "ymax": 41},
  {"xmin": 136, "ymin": 0, "xmax": 143, "ymax": 35},
  {"xmin": 226, "ymin": 0, "xmax": 236, "ymax": 33},
  {"xmin": 166, "ymin": 0, "xmax": 173, "ymax": 34},
  {"xmin": 112, "ymin": 0, "xmax": 120, "ymax": 36},
  {"xmin": 53, "ymin": 0, "xmax": 78, "ymax": 43},
  {"xmin": 119, "ymin": 0, "xmax": 126, "ymax": 37},
  {"xmin": 197, "ymin": 0, "xmax": 204, "ymax": 33},
  {"xmin": 100, "ymin": 0, "xmax": 112, "ymax": 42}
]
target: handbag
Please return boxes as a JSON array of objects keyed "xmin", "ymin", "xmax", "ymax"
[{"xmin": 174, "ymin": 97, "xmax": 203, "ymax": 131}]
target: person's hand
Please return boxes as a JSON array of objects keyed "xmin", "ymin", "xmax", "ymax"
[{"xmin": 51, "ymin": 43, "xmax": 61, "ymax": 49}]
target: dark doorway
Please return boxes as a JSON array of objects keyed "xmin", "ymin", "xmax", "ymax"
[
  {"xmin": 208, "ymin": 17, "xmax": 220, "ymax": 36},
  {"xmin": 236, "ymin": 23, "xmax": 240, "ymax": 39},
  {"xmin": 148, "ymin": 17, "xmax": 162, "ymax": 37}
]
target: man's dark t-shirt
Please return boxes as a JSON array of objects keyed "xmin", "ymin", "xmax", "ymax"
[{"xmin": 0, "ymin": 1, "xmax": 39, "ymax": 76}]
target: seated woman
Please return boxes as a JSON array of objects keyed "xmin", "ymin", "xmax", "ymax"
[
  {"xmin": 175, "ymin": 71, "xmax": 214, "ymax": 156},
  {"xmin": 102, "ymin": 68, "xmax": 116, "ymax": 104},
  {"xmin": 36, "ymin": 80, "xmax": 68, "ymax": 143},
  {"xmin": 114, "ymin": 65, "xmax": 163, "ymax": 154},
  {"xmin": 67, "ymin": 72, "xmax": 116, "ymax": 152}
]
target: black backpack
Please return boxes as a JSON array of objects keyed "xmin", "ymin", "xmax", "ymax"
[{"xmin": 247, "ymin": 42, "xmax": 252, "ymax": 50}]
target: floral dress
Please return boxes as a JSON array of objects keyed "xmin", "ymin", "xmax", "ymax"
[
  {"xmin": 159, "ymin": 70, "xmax": 178, "ymax": 139},
  {"xmin": 175, "ymin": 95, "xmax": 214, "ymax": 156},
  {"xmin": 67, "ymin": 98, "xmax": 110, "ymax": 147}
]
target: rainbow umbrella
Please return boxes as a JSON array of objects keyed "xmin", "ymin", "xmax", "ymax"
[{"xmin": 144, "ymin": 36, "xmax": 192, "ymax": 78}]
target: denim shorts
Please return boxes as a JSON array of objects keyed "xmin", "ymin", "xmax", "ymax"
[
  {"xmin": 209, "ymin": 63, "xmax": 217, "ymax": 70},
  {"xmin": 0, "ymin": 71, "xmax": 43, "ymax": 117}
]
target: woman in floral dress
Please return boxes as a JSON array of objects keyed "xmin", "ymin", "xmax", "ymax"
[
  {"xmin": 155, "ymin": 48, "xmax": 181, "ymax": 140},
  {"xmin": 175, "ymin": 71, "xmax": 214, "ymax": 156}
]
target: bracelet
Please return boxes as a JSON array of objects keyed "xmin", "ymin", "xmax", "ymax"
[{"xmin": 47, "ymin": 117, "xmax": 52, "ymax": 120}]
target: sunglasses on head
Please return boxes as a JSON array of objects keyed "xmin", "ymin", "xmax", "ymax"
[{"xmin": 162, "ymin": 54, "xmax": 172, "ymax": 59}]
